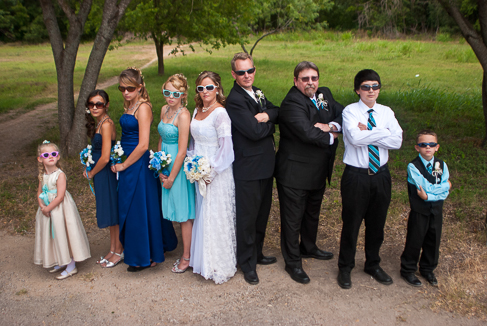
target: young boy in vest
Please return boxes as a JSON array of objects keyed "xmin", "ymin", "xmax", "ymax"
[{"xmin": 400, "ymin": 130, "xmax": 451, "ymax": 287}]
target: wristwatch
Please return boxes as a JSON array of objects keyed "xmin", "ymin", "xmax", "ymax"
[{"xmin": 328, "ymin": 123, "xmax": 334, "ymax": 131}]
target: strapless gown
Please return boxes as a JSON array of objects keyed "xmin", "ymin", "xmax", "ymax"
[
  {"xmin": 157, "ymin": 118, "xmax": 195, "ymax": 222},
  {"xmin": 118, "ymin": 114, "xmax": 177, "ymax": 267},
  {"xmin": 91, "ymin": 134, "xmax": 118, "ymax": 228}
]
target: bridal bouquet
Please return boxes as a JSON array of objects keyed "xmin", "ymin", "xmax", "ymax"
[
  {"xmin": 148, "ymin": 150, "xmax": 172, "ymax": 178},
  {"xmin": 79, "ymin": 145, "xmax": 95, "ymax": 195},
  {"xmin": 183, "ymin": 155, "xmax": 212, "ymax": 197}
]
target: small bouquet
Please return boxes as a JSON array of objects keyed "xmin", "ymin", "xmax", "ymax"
[
  {"xmin": 183, "ymin": 155, "xmax": 212, "ymax": 197},
  {"xmin": 148, "ymin": 150, "xmax": 172, "ymax": 179},
  {"xmin": 110, "ymin": 141, "xmax": 126, "ymax": 165},
  {"xmin": 110, "ymin": 141, "xmax": 126, "ymax": 180},
  {"xmin": 79, "ymin": 145, "xmax": 95, "ymax": 195}
]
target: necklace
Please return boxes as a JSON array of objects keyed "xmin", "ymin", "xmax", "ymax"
[
  {"xmin": 126, "ymin": 100, "xmax": 140, "ymax": 112},
  {"xmin": 45, "ymin": 168, "xmax": 59, "ymax": 175},
  {"xmin": 165, "ymin": 106, "xmax": 183, "ymax": 120},
  {"xmin": 201, "ymin": 101, "xmax": 217, "ymax": 113},
  {"xmin": 96, "ymin": 115, "xmax": 109, "ymax": 130}
]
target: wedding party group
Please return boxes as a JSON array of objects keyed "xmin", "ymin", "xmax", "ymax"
[{"xmin": 34, "ymin": 52, "xmax": 450, "ymax": 289}]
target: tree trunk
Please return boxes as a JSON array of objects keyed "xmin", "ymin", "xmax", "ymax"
[
  {"xmin": 152, "ymin": 33, "xmax": 165, "ymax": 75},
  {"xmin": 437, "ymin": 0, "xmax": 487, "ymax": 146},
  {"xmin": 40, "ymin": 0, "xmax": 131, "ymax": 156}
]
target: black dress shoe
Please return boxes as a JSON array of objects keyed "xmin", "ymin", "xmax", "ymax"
[
  {"xmin": 401, "ymin": 272, "xmax": 422, "ymax": 287},
  {"xmin": 364, "ymin": 267, "xmax": 393, "ymax": 285},
  {"xmin": 301, "ymin": 249, "xmax": 333, "ymax": 260},
  {"xmin": 285, "ymin": 266, "xmax": 310, "ymax": 284},
  {"xmin": 244, "ymin": 271, "xmax": 259, "ymax": 285},
  {"xmin": 257, "ymin": 256, "xmax": 277, "ymax": 265},
  {"xmin": 421, "ymin": 272, "xmax": 438, "ymax": 287},
  {"xmin": 127, "ymin": 265, "xmax": 150, "ymax": 272},
  {"xmin": 337, "ymin": 270, "xmax": 352, "ymax": 289}
]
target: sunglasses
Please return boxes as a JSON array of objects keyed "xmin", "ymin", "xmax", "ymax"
[
  {"xmin": 39, "ymin": 151, "xmax": 59, "ymax": 158},
  {"xmin": 196, "ymin": 84, "xmax": 217, "ymax": 92},
  {"xmin": 360, "ymin": 84, "xmax": 381, "ymax": 91},
  {"xmin": 87, "ymin": 102, "xmax": 106, "ymax": 109},
  {"xmin": 234, "ymin": 67, "xmax": 256, "ymax": 76},
  {"xmin": 162, "ymin": 89, "xmax": 184, "ymax": 98},
  {"xmin": 417, "ymin": 142, "xmax": 438, "ymax": 148},
  {"xmin": 118, "ymin": 86, "xmax": 137, "ymax": 93},
  {"xmin": 298, "ymin": 76, "xmax": 319, "ymax": 82}
]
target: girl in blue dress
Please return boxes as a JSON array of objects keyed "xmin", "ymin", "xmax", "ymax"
[
  {"xmin": 111, "ymin": 67, "xmax": 178, "ymax": 272},
  {"xmin": 157, "ymin": 74, "xmax": 195, "ymax": 273},
  {"xmin": 84, "ymin": 89, "xmax": 123, "ymax": 268}
]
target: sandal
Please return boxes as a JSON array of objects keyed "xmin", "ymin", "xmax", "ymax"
[
  {"xmin": 103, "ymin": 252, "xmax": 124, "ymax": 268},
  {"xmin": 97, "ymin": 251, "xmax": 114, "ymax": 264},
  {"xmin": 172, "ymin": 257, "xmax": 190, "ymax": 273}
]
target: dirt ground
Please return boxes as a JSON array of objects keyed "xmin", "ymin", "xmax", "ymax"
[{"xmin": 0, "ymin": 47, "xmax": 485, "ymax": 326}]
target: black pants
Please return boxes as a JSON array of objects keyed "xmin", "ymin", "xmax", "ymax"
[
  {"xmin": 277, "ymin": 182, "xmax": 326, "ymax": 269},
  {"xmin": 338, "ymin": 165, "xmax": 391, "ymax": 273},
  {"xmin": 235, "ymin": 177, "xmax": 273, "ymax": 273},
  {"xmin": 400, "ymin": 210, "xmax": 443, "ymax": 274}
]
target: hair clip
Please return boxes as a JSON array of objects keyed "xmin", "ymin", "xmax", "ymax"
[
  {"xmin": 86, "ymin": 108, "xmax": 90, "ymax": 114},
  {"xmin": 42, "ymin": 140, "xmax": 50, "ymax": 144},
  {"xmin": 128, "ymin": 66, "xmax": 144, "ymax": 80}
]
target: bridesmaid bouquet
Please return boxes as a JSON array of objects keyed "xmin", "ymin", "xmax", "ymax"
[
  {"xmin": 79, "ymin": 145, "xmax": 95, "ymax": 195},
  {"xmin": 183, "ymin": 155, "xmax": 212, "ymax": 197},
  {"xmin": 148, "ymin": 150, "xmax": 172, "ymax": 178},
  {"xmin": 110, "ymin": 141, "xmax": 126, "ymax": 165}
]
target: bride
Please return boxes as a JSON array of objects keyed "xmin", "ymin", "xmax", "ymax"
[{"xmin": 189, "ymin": 71, "xmax": 236, "ymax": 284}]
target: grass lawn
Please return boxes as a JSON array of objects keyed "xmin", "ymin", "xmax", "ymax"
[{"xmin": 1, "ymin": 31, "xmax": 486, "ymax": 318}]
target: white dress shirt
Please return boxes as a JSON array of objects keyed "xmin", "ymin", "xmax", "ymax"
[{"xmin": 342, "ymin": 100, "xmax": 403, "ymax": 168}]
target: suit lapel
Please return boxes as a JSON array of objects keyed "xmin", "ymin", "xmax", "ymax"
[{"xmin": 234, "ymin": 82, "xmax": 261, "ymax": 114}]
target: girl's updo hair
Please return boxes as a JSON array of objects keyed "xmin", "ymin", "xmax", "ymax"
[
  {"xmin": 119, "ymin": 67, "xmax": 150, "ymax": 110},
  {"xmin": 162, "ymin": 74, "xmax": 189, "ymax": 107},
  {"xmin": 194, "ymin": 71, "xmax": 226, "ymax": 110},
  {"xmin": 37, "ymin": 141, "xmax": 62, "ymax": 182},
  {"xmin": 85, "ymin": 89, "xmax": 110, "ymax": 139}
]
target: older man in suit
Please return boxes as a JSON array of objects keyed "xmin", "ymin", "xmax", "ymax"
[
  {"xmin": 226, "ymin": 52, "xmax": 279, "ymax": 285},
  {"xmin": 275, "ymin": 61, "xmax": 344, "ymax": 284}
]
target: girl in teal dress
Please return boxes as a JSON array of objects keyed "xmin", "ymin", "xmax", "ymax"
[{"xmin": 157, "ymin": 74, "xmax": 195, "ymax": 273}]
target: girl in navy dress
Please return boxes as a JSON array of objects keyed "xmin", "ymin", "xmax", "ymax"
[
  {"xmin": 111, "ymin": 67, "xmax": 178, "ymax": 272},
  {"xmin": 84, "ymin": 89, "xmax": 123, "ymax": 268}
]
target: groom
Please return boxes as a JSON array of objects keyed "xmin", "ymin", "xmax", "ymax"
[
  {"xmin": 226, "ymin": 52, "xmax": 279, "ymax": 285},
  {"xmin": 275, "ymin": 61, "xmax": 344, "ymax": 284}
]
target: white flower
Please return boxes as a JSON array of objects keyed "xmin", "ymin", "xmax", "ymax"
[
  {"xmin": 415, "ymin": 74, "xmax": 420, "ymax": 77},
  {"xmin": 316, "ymin": 93, "xmax": 328, "ymax": 110},
  {"xmin": 435, "ymin": 162, "xmax": 440, "ymax": 169},
  {"xmin": 255, "ymin": 90, "xmax": 265, "ymax": 100},
  {"xmin": 87, "ymin": 145, "xmax": 92, "ymax": 150}
]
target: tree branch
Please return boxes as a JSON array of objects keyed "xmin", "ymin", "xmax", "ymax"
[{"xmin": 250, "ymin": 19, "xmax": 293, "ymax": 56}]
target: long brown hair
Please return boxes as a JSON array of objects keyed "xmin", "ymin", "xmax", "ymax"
[
  {"xmin": 85, "ymin": 89, "xmax": 110, "ymax": 138},
  {"xmin": 194, "ymin": 71, "xmax": 226, "ymax": 110},
  {"xmin": 37, "ymin": 142, "xmax": 62, "ymax": 182},
  {"xmin": 119, "ymin": 67, "xmax": 150, "ymax": 110}
]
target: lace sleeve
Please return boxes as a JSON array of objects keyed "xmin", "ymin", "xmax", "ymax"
[{"xmin": 209, "ymin": 110, "xmax": 234, "ymax": 177}]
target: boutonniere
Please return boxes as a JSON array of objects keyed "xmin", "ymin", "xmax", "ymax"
[
  {"xmin": 432, "ymin": 161, "xmax": 443, "ymax": 183},
  {"xmin": 255, "ymin": 89, "xmax": 266, "ymax": 109},
  {"xmin": 317, "ymin": 93, "xmax": 328, "ymax": 111}
]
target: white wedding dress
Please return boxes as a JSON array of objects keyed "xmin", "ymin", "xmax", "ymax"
[{"xmin": 189, "ymin": 107, "xmax": 237, "ymax": 284}]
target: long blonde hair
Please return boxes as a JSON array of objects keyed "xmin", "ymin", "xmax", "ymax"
[
  {"xmin": 119, "ymin": 67, "xmax": 150, "ymax": 110},
  {"xmin": 163, "ymin": 74, "xmax": 189, "ymax": 107},
  {"xmin": 194, "ymin": 71, "xmax": 226, "ymax": 110},
  {"xmin": 37, "ymin": 142, "xmax": 62, "ymax": 182}
]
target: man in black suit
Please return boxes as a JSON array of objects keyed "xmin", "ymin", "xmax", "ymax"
[
  {"xmin": 275, "ymin": 61, "xmax": 344, "ymax": 284},
  {"xmin": 226, "ymin": 52, "xmax": 279, "ymax": 285}
]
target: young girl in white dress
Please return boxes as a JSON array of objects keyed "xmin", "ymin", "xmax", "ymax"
[{"xmin": 34, "ymin": 141, "xmax": 91, "ymax": 279}]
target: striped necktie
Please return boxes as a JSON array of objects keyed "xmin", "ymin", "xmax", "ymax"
[
  {"xmin": 427, "ymin": 163, "xmax": 432, "ymax": 174},
  {"xmin": 367, "ymin": 109, "xmax": 380, "ymax": 174},
  {"xmin": 311, "ymin": 98, "xmax": 319, "ymax": 110}
]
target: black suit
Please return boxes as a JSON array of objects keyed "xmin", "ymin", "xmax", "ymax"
[
  {"xmin": 226, "ymin": 81, "xmax": 279, "ymax": 273},
  {"xmin": 275, "ymin": 86, "xmax": 343, "ymax": 268}
]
